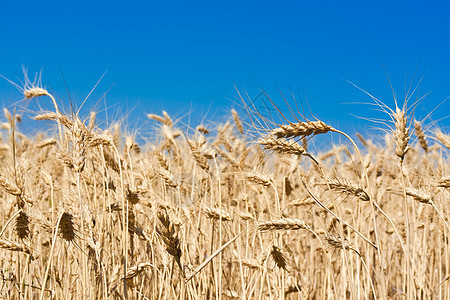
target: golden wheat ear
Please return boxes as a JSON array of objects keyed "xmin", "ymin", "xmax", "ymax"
[
  {"xmin": 155, "ymin": 208, "xmax": 183, "ymax": 275},
  {"xmin": 257, "ymin": 218, "xmax": 312, "ymax": 232},
  {"xmin": 258, "ymin": 134, "xmax": 306, "ymax": 156},
  {"xmin": 270, "ymin": 120, "xmax": 335, "ymax": 139},
  {"xmin": 435, "ymin": 130, "xmax": 450, "ymax": 149},
  {"xmin": 414, "ymin": 120, "xmax": 429, "ymax": 152},
  {"xmin": 15, "ymin": 211, "xmax": 30, "ymax": 239},
  {"xmin": 393, "ymin": 107, "xmax": 410, "ymax": 161},
  {"xmin": 59, "ymin": 212, "xmax": 76, "ymax": 242},
  {"xmin": 0, "ymin": 238, "xmax": 33, "ymax": 258}
]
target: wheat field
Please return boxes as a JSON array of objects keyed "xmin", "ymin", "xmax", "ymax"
[{"xmin": 0, "ymin": 83, "xmax": 449, "ymax": 299}]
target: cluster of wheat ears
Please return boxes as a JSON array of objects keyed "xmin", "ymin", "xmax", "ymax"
[{"xmin": 0, "ymin": 80, "xmax": 448, "ymax": 299}]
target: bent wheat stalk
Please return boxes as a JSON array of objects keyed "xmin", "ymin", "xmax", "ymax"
[
  {"xmin": 0, "ymin": 209, "xmax": 22, "ymax": 238},
  {"xmin": 185, "ymin": 229, "xmax": 245, "ymax": 282},
  {"xmin": 39, "ymin": 212, "xmax": 64, "ymax": 300}
]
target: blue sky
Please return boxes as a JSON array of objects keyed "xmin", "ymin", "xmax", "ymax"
[{"xmin": 1, "ymin": 1, "xmax": 449, "ymax": 136}]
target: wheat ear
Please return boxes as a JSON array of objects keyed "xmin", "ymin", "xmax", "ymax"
[
  {"xmin": 156, "ymin": 208, "xmax": 183, "ymax": 274},
  {"xmin": 231, "ymin": 109, "xmax": 244, "ymax": 134},
  {"xmin": 258, "ymin": 218, "xmax": 312, "ymax": 232},
  {"xmin": 270, "ymin": 120, "xmax": 334, "ymax": 139},
  {"xmin": 320, "ymin": 177, "xmax": 370, "ymax": 202},
  {"xmin": 109, "ymin": 263, "xmax": 154, "ymax": 295},
  {"xmin": 414, "ymin": 120, "xmax": 428, "ymax": 152},
  {"xmin": 392, "ymin": 107, "xmax": 410, "ymax": 161},
  {"xmin": 301, "ymin": 177, "xmax": 378, "ymax": 250},
  {"xmin": 0, "ymin": 238, "xmax": 33, "ymax": 257},
  {"xmin": 436, "ymin": 130, "xmax": 450, "ymax": 149}
]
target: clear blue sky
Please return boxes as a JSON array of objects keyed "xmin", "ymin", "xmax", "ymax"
[{"xmin": 1, "ymin": 0, "xmax": 449, "ymax": 136}]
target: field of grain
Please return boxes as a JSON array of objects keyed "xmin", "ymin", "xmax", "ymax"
[{"xmin": 0, "ymin": 85, "xmax": 449, "ymax": 299}]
